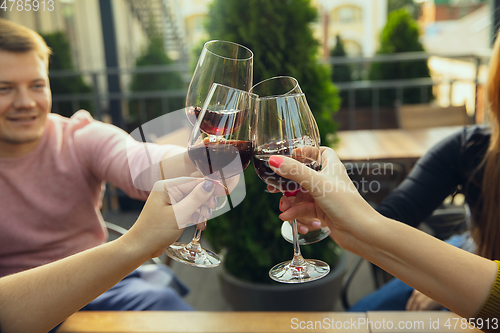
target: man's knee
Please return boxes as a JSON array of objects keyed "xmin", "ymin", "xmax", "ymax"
[{"xmin": 141, "ymin": 287, "xmax": 193, "ymax": 311}]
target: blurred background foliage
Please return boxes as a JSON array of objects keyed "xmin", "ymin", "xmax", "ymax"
[
  {"xmin": 41, "ymin": 31, "xmax": 93, "ymax": 118},
  {"xmin": 368, "ymin": 9, "xmax": 432, "ymax": 106},
  {"xmin": 128, "ymin": 26, "xmax": 185, "ymax": 125}
]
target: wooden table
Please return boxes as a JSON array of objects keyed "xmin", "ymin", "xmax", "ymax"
[
  {"xmin": 335, "ymin": 126, "xmax": 463, "ymax": 163},
  {"xmin": 57, "ymin": 311, "xmax": 483, "ymax": 332}
]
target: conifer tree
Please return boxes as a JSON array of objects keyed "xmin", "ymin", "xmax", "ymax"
[
  {"xmin": 129, "ymin": 27, "xmax": 185, "ymax": 123},
  {"xmin": 331, "ymin": 35, "xmax": 352, "ymax": 108},
  {"xmin": 41, "ymin": 32, "xmax": 92, "ymax": 117},
  {"xmin": 331, "ymin": 35, "xmax": 352, "ymax": 83},
  {"xmin": 369, "ymin": 9, "xmax": 432, "ymax": 106}
]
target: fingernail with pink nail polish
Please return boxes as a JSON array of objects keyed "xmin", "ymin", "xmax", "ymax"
[
  {"xmin": 269, "ymin": 156, "xmax": 283, "ymax": 168},
  {"xmin": 311, "ymin": 221, "xmax": 321, "ymax": 229}
]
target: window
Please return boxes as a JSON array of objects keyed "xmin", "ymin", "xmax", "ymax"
[{"xmin": 332, "ymin": 5, "xmax": 362, "ymax": 24}]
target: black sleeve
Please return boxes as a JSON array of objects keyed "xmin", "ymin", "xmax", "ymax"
[{"xmin": 375, "ymin": 127, "xmax": 467, "ymax": 228}]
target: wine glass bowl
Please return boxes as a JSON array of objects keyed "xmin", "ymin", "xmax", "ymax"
[
  {"xmin": 281, "ymin": 222, "xmax": 332, "ymax": 245},
  {"xmin": 249, "ymin": 75, "xmax": 302, "ymax": 97},
  {"xmin": 186, "ymin": 40, "xmax": 253, "ymax": 126},
  {"xmin": 165, "ymin": 83, "xmax": 256, "ymax": 268},
  {"xmin": 253, "ymin": 142, "xmax": 320, "ymax": 199},
  {"xmin": 251, "ymin": 78, "xmax": 330, "ymax": 245},
  {"xmin": 253, "ymin": 92, "xmax": 330, "ymax": 283},
  {"xmin": 188, "ymin": 83, "xmax": 256, "ymax": 183}
]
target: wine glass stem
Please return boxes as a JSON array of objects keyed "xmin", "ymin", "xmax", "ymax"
[
  {"xmin": 182, "ymin": 225, "xmax": 205, "ymax": 255},
  {"xmin": 291, "ymin": 219, "xmax": 306, "ymax": 266},
  {"xmin": 191, "ymin": 222, "xmax": 206, "ymax": 244}
]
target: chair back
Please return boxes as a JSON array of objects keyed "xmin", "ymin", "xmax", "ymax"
[{"xmin": 397, "ymin": 103, "xmax": 471, "ymax": 129}]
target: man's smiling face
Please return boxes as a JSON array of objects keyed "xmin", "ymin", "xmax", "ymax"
[{"xmin": 0, "ymin": 50, "xmax": 51, "ymax": 157}]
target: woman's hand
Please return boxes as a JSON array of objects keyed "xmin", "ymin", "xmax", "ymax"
[
  {"xmin": 272, "ymin": 189, "xmax": 324, "ymax": 234},
  {"xmin": 123, "ymin": 178, "xmax": 219, "ymax": 259},
  {"xmin": 267, "ymin": 147, "xmax": 377, "ymax": 251}
]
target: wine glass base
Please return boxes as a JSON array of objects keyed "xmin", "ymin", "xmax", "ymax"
[
  {"xmin": 281, "ymin": 222, "xmax": 331, "ymax": 245},
  {"xmin": 269, "ymin": 259, "xmax": 330, "ymax": 283},
  {"xmin": 165, "ymin": 242, "xmax": 220, "ymax": 268}
]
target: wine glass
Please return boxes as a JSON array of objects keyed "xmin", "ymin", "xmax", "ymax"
[
  {"xmin": 165, "ymin": 83, "xmax": 256, "ymax": 267},
  {"xmin": 253, "ymin": 92, "xmax": 330, "ymax": 283},
  {"xmin": 251, "ymin": 77, "xmax": 331, "ymax": 246},
  {"xmin": 249, "ymin": 75, "xmax": 302, "ymax": 96},
  {"xmin": 185, "ymin": 40, "xmax": 253, "ymax": 126}
]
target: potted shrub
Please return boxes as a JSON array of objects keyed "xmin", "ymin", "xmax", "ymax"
[{"xmin": 202, "ymin": 0, "xmax": 344, "ymax": 311}]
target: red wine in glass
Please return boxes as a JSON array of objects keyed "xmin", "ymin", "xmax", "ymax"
[
  {"xmin": 253, "ymin": 155, "xmax": 319, "ymax": 195},
  {"xmin": 253, "ymin": 141, "xmax": 320, "ymax": 195},
  {"xmin": 188, "ymin": 138, "xmax": 253, "ymax": 181},
  {"xmin": 186, "ymin": 106, "xmax": 247, "ymax": 136}
]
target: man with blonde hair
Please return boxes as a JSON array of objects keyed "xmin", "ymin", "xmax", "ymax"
[{"xmin": 0, "ymin": 18, "xmax": 197, "ymax": 318}]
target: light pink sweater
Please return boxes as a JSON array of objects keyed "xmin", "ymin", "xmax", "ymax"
[{"xmin": 0, "ymin": 111, "xmax": 172, "ymax": 277}]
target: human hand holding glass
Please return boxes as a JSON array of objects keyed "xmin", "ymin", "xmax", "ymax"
[
  {"xmin": 253, "ymin": 92, "xmax": 330, "ymax": 283},
  {"xmin": 250, "ymin": 76, "xmax": 330, "ymax": 245}
]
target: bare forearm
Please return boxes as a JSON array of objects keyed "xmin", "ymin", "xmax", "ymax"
[
  {"xmin": 271, "ymin": 149, "xmax": 497, "ymax": 319},
  {"xmin": 351, "ymin": 215, "xmax": 496, "ymax": 318},
  {"xmin": 0, "ymin": 238, "xmax": 149, "ymax": 333}
]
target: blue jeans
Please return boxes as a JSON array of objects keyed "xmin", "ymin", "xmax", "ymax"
[
  {"xmin": 81, "ymin": 269, "xmax": 193, "ymax": 311},
  {"xmin": 349, "ymin": 232, "xmax": 473, "ymax": 312},
  {"xmin": 50, "ymin": 265, "xmax": 192, "ymax": 332}
]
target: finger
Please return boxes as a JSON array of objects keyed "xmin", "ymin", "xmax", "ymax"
[
  {"xmin": 318, "ymin": 147, "xmax": 342, "ymax": 171},
  {"xmin": 291, "ymin": 145, "xmax": 320, "ymax": 161},
  {"xmin": 295, "ymin": 217, "xmax": 323, "ymax": 233},
  {"xmin": 279, "ymin": 201, "xmax": 320, "ymax": 221},
  {"xmin": 222, "ymin": 174, "xmax": 240, "ymax": 194},
  {"xmin": 196, "ymin": 205, "xmax": 211, "ymax": 224},
  {"xmin": 294, "ymin": 189, "xmax": 314, "ymax": 203},
  {"xmin": 172, "ymin": 180, "xmax": 215, "ymax": 228},
  {"xmin": 152, "ymin": 177, "xmax": 204, "ymax": 204},
  {"xmin": 279, "ymin": 196, "xmax": 292, "ymax": 212},
  {"xmin": 267, "ymin": 184, "xmax": 280, "ymax": 193},
  {"xmin": 273, "ymin": 149, "xmax": 358, "ymax": 199},
  {"xmin": 213, "ymin": 181, "xmax": 228, "ymax": 197},
  {"xmin": 268, "ymin": 155, "xmax": 319, "ymax": 191},
  {"xmin": 190, "ymin": 206, "xmax": 212, "ymax": 225},
  {"xmin": 297, "ymin": 222, "xmax": 309, "ymax": 234}
]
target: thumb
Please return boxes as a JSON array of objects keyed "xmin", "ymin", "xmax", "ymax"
[
  {"xmin": 269, "ymin": 147, "xmax": 356, "ymax": 198},
  {"xmin": 171, "ymin": 180, "xmax": 215, "ymax": 228}
]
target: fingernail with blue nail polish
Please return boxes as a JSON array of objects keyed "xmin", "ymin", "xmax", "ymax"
[{"xmin": 203, "ymin": 180, "xmax": 214, "ymax": 192}]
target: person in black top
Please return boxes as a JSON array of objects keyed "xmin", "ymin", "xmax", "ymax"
[
  {"xmin": 377, "ymin": 125, "xmax": 488, "ymax": 229},
  {"xmin": 349, "ymin": 125, "xmax": 490, "ymax": 311},
  {"xmin": 344, "ymin": 23, "xmax": 500, "ymax": 312}
]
